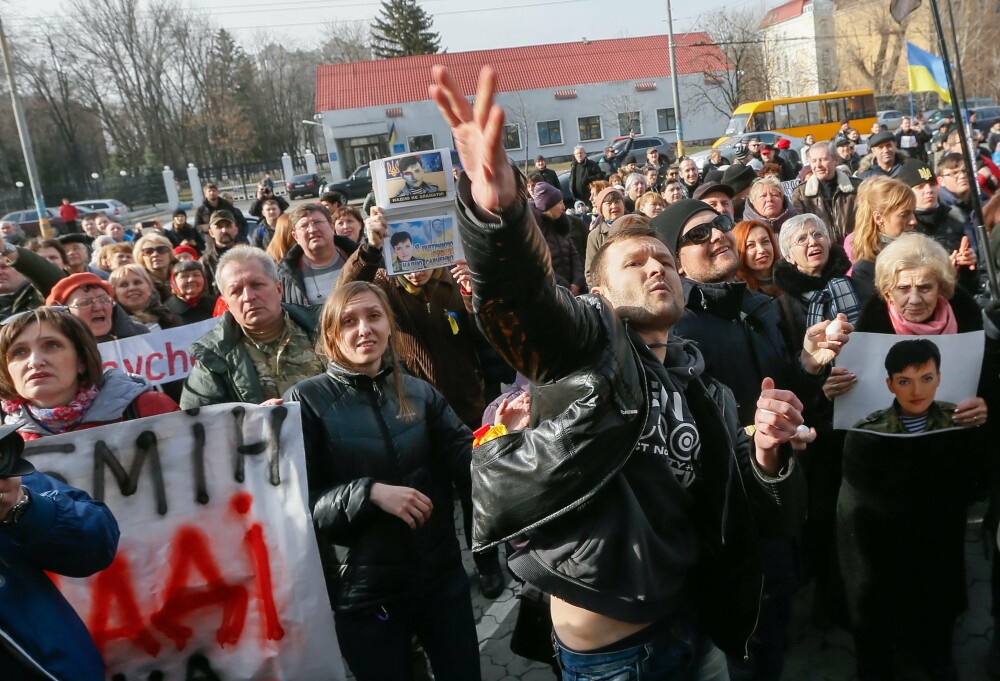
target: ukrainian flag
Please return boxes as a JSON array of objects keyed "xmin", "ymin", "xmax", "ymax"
[{"xmin": 906, "ymin": 42, "xmax": 951, "ymax": 103}]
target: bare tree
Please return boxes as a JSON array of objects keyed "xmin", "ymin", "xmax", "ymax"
[
  {"xmin": 687, "ymin": 8, "xmax": 777, "ymax": 118},
  {"xmin": 506, "ymin": 92, "xmax": 535, "ymax": 173},
  {"xmin": 318, "ymin": 21, "xmax": 373, "ymax": 64},
  {"xmin": 838, "ymin": 3, "xmax": 910, "ymax": 95},
  {"xmin": 602, "ymin": 89, "xmax": 643, "ymax": 137}
]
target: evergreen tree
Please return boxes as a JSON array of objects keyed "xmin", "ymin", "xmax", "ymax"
[{"xmin": 370, "ymin": 0, "xmax": 441, "ymax": 59}]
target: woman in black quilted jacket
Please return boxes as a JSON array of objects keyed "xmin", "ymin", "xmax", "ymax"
[{"xmin": 283, "ymin": 280, "xmax": 480, "ymax": 681}]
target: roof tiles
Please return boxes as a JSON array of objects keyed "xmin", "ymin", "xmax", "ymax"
[{"xmin": 315, "ymin": 33, "xmax": 729, "ymax": 113}]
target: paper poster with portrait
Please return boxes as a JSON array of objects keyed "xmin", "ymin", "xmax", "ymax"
[
  {"xmin": 372, "ymin": 149, "xmax": 454, "ymax": 208},
  {"xmin": 832, "ymin": 331, "xmax": 984, "ymax": 437},
  {"xmin": 383, "ymin": 212, "xmax": 464, "ymax": 274}
]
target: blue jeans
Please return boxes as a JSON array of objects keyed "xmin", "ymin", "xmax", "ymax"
[
  {"xmin": 556, "ymin": 613, "xmax": 728, "ymax": 681},
  {"xmin": 334, "ymin": 566, "xmax": 481, "ymax": 681}
]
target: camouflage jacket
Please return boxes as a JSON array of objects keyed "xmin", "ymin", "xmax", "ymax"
[
  {"xmin": 180, "ymin": 303, "xmax": 319, "ymax": 408},
  {"xmin": 853, "ymin": 400, "xmax": 957, "ymax": 434}
]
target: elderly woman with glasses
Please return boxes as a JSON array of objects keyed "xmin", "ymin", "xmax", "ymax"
[{"xmin": 44, "ymin": 273, "xmax": 149, "ymax": 342}]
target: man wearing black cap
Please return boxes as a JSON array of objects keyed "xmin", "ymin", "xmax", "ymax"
[
  {"xmin": 791, "ymin": 142, "xmax": 859, "ymax": 244},
  {"xmin": 434, "ymin": 64, "xmax": 809, "ymax": 681},
  {"xmin": 692, "ymin": 181, "xmax": 735, "ymax": 219},
  {"xmin": 652, "ymin": 198, "xmax": 849, "ymax": 681},
  {"xmin": 721, "ymin": 164, "xmax": 757, "ymax": 219},
  {"xmin": 859, "ymin": 131, "xmax": 905, "ymax": 179},
  {"xmin": 533, "ymin": 155, "xmax": 559, "ymax": 189},
  {"xmin": 58, "ymin": 234, "xmax": 109, "ymax": 279},
  {"xmin": 598, "ymin": 131, "xmax": 635, "ymax": 176},
  {"xmin": 899, "ymin": 158, "xmax": 980, "ymax": 294},
  {"xmin": 835, "ymin": 138, "xmax": 861, "ymax": 175}
]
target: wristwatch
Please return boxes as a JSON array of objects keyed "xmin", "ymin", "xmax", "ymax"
[{"xmin": 1, "ymin": 488, "xmax": 31, "ymax": 526}]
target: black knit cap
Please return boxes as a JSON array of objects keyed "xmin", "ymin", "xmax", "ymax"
[{"xmin": 650, "ymin": 199, "xmax": 718, "ymax": 256}]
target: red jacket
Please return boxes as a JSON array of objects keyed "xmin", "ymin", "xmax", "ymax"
[{"xmin": 58, "ymin": 204, "xmax": 79, "ymax": 222}]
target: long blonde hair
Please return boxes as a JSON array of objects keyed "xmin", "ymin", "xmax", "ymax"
[
  {"xmin": 318, "ymin": 281, "xmax": 414, "ymax": 419},
  {"xmin": 852, "ymin": 176, "xmax": 915, "ymax": 262}
]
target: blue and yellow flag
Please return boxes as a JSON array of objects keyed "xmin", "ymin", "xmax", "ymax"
[
  {"xmin": 388, "ymin": 122, "xmax": 398, "ymax": 145},
  {"xmin": 906, "ymin": 42, "xmax": 951, "ymax": 103}
]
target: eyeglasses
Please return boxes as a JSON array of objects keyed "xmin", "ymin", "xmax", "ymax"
[
  {"xmin": 939, "ymin": 169, "xmax": 969, "ymax": 178},
  {"xmin": 142, "ymin": 246, "xmax": 171, "ymax": 256},
  {"xmin": 67, "ymin": 295, "xmax": 113, "ymax": 310},
  {"xmin": 792, "ymin": 230, "xmax": 828, "ymax": 247},
  {"xmin": 677, "ymin": 214, "xmax": 735, "ymax": 247},
  {"xmin": 294, "ymin": 218, "xmax": 330, "ymax": 233},
  {"xmin": 1, "ymin": 306, "xmax": 70, "ymax": 327}
]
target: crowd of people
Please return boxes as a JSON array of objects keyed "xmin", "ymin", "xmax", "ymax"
[{"xmin": 3, "ymin": 66, "xmax": 1000, "ymax": 681}]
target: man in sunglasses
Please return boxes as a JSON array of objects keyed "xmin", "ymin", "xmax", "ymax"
[
  {"xmin": 434, "ymin": 65, "xmax": 811, "ymax": 681},
  {"xmin": 653, "ymin": 198, "xmax": 851, "ymax": 680}
]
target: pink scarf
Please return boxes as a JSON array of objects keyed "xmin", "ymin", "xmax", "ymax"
[{"xmin": 887, "ymin": 298, "xmax": 958, "ymax": 335}]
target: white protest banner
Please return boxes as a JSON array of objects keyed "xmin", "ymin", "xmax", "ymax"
[
  {"xmin": 24, "ymin": 403, "xmax": 346, "ymax": 681},
  {"xmin": 98, "ymin": 319, "xmax": 216, "ymax": 386}
]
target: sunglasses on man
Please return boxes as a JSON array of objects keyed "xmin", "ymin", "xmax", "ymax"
[{"xmin": 676, "ymin": 214, "xmax": 735, "ymax": 247}]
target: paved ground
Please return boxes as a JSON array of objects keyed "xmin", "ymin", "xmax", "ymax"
[{"xmin": 444, "ymin": 504, "xmax": 995, "ymax": 681}]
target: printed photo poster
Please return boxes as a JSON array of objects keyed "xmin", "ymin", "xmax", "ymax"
[
  {"xmin": 372, "ymin": 148, "xmax": 462, "ymax": 274},
  {"xmin": 372, "ymin": 150, "xmax": 454, "ymax": 208},
  {"xmin": 383, "ymin": 213, "xmax": 464, "ymax": 274},
  {"xmin": 23, "ymin": 403, "xmax": 347, "ymax": 680},
  {"xmin": 832, "ymin": 331, "xmax": 984, "ymax": 437}
]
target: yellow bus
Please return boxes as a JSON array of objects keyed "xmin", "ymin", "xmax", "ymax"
[{"xmin": 714, "ymin": 90, "xmax": 878, "ymax": 147}]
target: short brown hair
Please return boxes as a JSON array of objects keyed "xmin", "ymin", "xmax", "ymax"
[
  {"xmin": 26, "ymin": 238, "xmax": 68, "ymax": 266},
  {"xmin": 590, "ymin": 225, "xmax": 664, "ymax": 288},
  {"xmin": 0, "ymin": 307, "xmax": 104, "ymax": 400},
  {"xmin": 936, "ymin": 152, "xmax": 966, "ymax": 174},
  {"xmin": 288, "ymin": 203, "xmax": 333, "ymax": 227}
]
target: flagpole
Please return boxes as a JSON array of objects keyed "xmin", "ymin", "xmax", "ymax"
[{"xmin": 926, "ymin": 0, "xmax": 998, "ymax": 298}]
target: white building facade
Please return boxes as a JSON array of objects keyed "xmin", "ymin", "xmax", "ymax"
[
  {"xmin": 314, "ymin": 34, "xmax": 734, "ymax": 182},
  {"xmin": 761, "ymin": 0, "xmax": 838, "ymax": 98}
]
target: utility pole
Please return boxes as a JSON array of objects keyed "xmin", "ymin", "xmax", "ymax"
[
  {"xmin": 0, "ymin": 16, "xmax": 53, "ymax": 237},
  {"xmin": 666, "ymin": 0, "xmax": 685, "ymax": 158}
]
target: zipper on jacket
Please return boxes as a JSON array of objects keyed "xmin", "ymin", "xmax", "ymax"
[{"xmin": 364, "ymin": 377, "xmax": 402, "ymax": 480}]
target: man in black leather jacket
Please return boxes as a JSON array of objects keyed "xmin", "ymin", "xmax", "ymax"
[{"xmin": 432, "ymin": 66, "xmax": 810, "ymax": 680}]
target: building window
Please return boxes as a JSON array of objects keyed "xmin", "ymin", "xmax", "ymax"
[
  {"xmin": 407, "ymin": 134, "xmax": 434, "ymax": 152},
  {"xmin": 617, "ymin": 111, "xmax": 641, "ymax": 136},
  {"xmin": 537, "ymin": 120, "xmax": 563, "ymax": 147},
  {"xmin": 503, "ymin": 124, "xmax": 522, "ymax": 151},
  {"xmin": 578, "ymin": 116, "xmax": 602, "ymax": 141},
  {"xmin": 657, "ymin": 108, "xmax": 676, "ymax": 132}
]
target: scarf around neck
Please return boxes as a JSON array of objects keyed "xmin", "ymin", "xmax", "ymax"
[
  {"xmin": 1, "ymin": 383, "xmax": 101, "ymax": 434},
  {"xmin": 887, "ymin": 297, "xmax": 958, "ymax": 335}
]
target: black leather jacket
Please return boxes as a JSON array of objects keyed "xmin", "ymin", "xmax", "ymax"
[
  {"xmin": 455, "ymin": 175, "xmax": 805, "ymax": 656},
  {"xmin": 283, "ymin": 362, "xmax": 473, "ymax": 613}
]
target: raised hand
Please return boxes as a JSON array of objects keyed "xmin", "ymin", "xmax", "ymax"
[
  {"xmin": 365, "ymin": 209, "xmax": 388, "ymax": 250},
  {"xmin": 429, "ymin": 65, "xmax": 516, "ymax": 213},
  {"xmin": 801, "ymin": 313, "xmax": 853, "ymax": 372},
  {"xmin": 494, "ymin": 391, "xmax": 531, "ymax": 431}
]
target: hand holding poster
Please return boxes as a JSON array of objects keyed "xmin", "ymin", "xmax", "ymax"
[
  {"xmin": 371, "ymin": 149, "xmax": 463, "ymax": 275},
  {"xmin": 24, "ymin": 403, "xmax": 346, "ymax": 680},
  {"xmin": 832, "ymin": 331, "xmax": 984, "ymax": 436}
]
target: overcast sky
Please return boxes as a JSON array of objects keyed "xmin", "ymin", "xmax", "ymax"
[{"xmin": 6, "ymin": 0, "xmax": 771, "ymax": 53}]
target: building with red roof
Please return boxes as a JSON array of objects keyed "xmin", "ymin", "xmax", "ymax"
[{"xmin": 313, "ymin": 33, "xmax": 733, "ymax": 183}]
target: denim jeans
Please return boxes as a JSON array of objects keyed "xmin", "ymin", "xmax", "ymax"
[
  {"xmin": 334, "ymin": 565, "xmax": 481, "ymax": 681},
  {"xmin": 556, "ymin": 612, "xmax": 728, "ymax": 681}
]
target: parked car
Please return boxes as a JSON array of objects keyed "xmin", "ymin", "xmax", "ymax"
[
  {"xmin": 323, "ymin": 165, "xmax": 371, "ymax": 201},
  {"xmin": 286, "ymin": 173, "xmax": 325, "ymax": 200},
  {"xmin": 970, "ymin": 106, "xmax": 1000, "ymax": 133},
  {"xmin": 877, "ymin": 110, "xmax": 905, "ymax": 131},
  {"xmin": 0, "ymin": 208, "xmax": 65, "ymax": 237},
  {"xmin": 690, "ymin": 132, "xmax": 804, "ymax": 171},
  {"xmin": 71, "ymin": 198, "xmax": 130, "ymax": 218},
  {"xmin": 603, "ymin": 135, "xmax": 674, "ymax": 162}
]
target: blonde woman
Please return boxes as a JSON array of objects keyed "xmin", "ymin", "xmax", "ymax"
[{"xmin": 846, "ymin": 176, "xmax": 917, "ymax": 302}]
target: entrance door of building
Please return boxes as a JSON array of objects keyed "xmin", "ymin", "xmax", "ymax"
[{"xmin": 343, "ymin": 135, "xmax": 388, "ymax": 175}]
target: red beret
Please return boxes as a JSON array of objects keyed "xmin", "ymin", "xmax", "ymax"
[
  {"xmin": 45, "ymin": 273, "xmax": 113, "ymax": 306},
  {"xmin": 173, "ymin": 244, "xmax": 199, "ymax": 260}
]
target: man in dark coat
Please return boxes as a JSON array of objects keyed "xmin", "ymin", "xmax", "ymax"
[
  {"xmin": 194, "ymin": 184, "xmax": 248, "ymax": 242},
  {"xmin": 568, "ymin": 145, "xmax": 605, "ymax": 206}
]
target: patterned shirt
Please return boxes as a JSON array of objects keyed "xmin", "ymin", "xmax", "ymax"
[{"xmin": 242, "ymin": 313, "xmax": 326, "ymax": 399}]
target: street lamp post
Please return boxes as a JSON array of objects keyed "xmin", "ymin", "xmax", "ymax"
[{"xmin": 666, "ymin": 0, "xmax": 685, "ymax": 158}]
